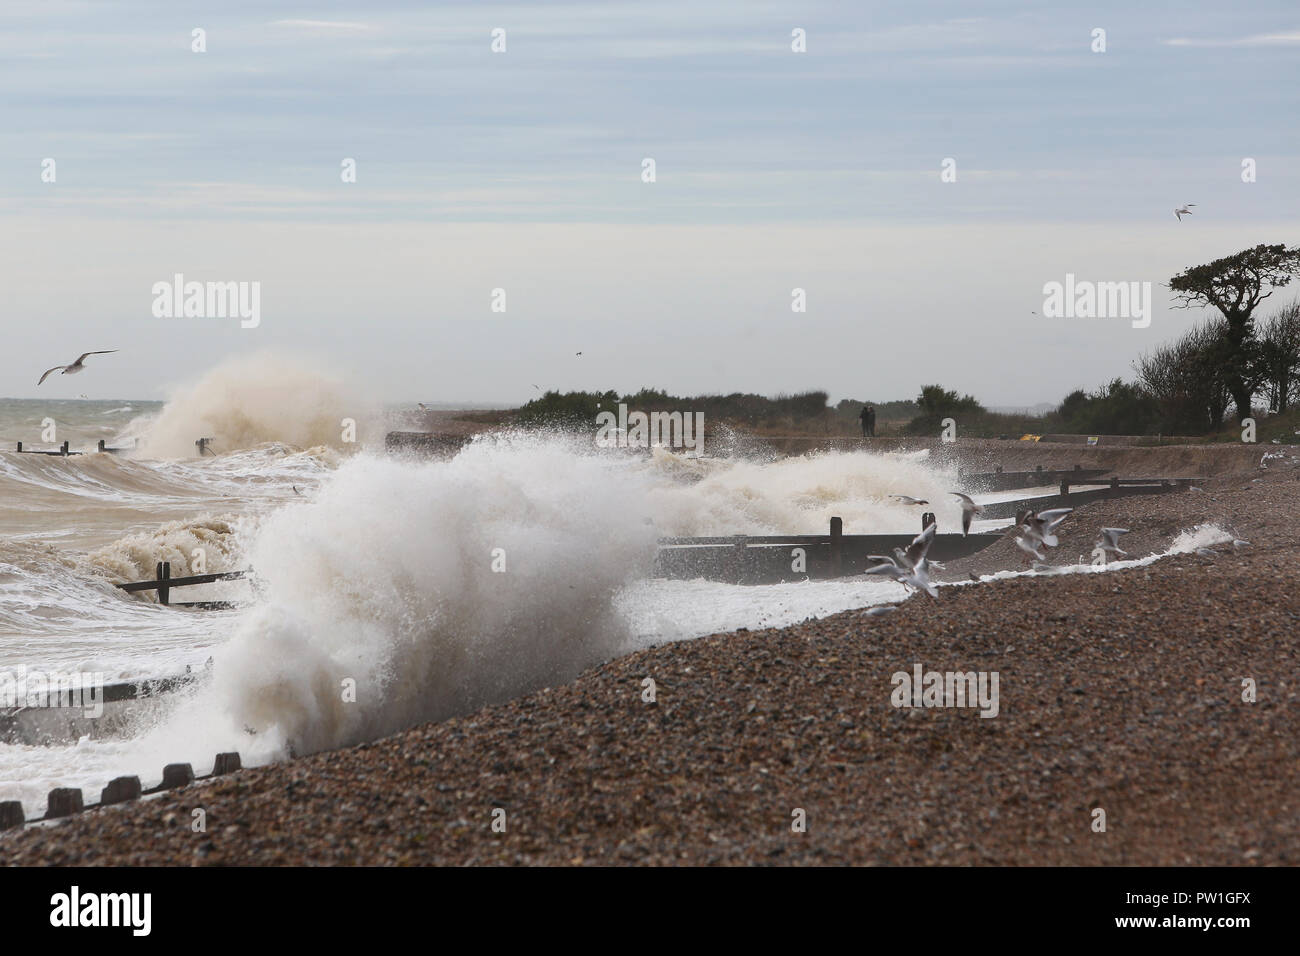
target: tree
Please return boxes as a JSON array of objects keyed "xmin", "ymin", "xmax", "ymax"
[
  {"xmin": 1051, "ymin": 379, "xmax": 1162, "ymax": 435},
  {"xmin": 915, "ymin": 384, "xmax": 982, "ymax": 418},
  {"xmin": 1133, "ymin": 318, "xmax": 1233, "ymax": 433},
  {"xmin": 906, "ymin": 385, "xmax": 983, "ymax": 434},
  {"xmin": 1253, "ymin": 300, "xmax": 1300, "ymax": 413},
  {"xmin": 1169, "ymin": 243, "xmax": 1300, "ymax": 420}
]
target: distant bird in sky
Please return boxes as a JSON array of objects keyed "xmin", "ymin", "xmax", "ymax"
[
  {"xmin": 890, "ymin": 495, "xmax": 929, "ymax": 505},
  {"xmin": 1174, "ymin": 204, "xmax": 1196, "ymax": 221},
  {"xmin": 532, "ymin": 384, "xmax": 541, "ymax": 390},
  {"xmin": 38, "ymin": 350, "xmax": 117, "ymax": 385},
  {"xmin": 575, "ymin": 351, "xmax": 583, "ymax": 356},
  {"xmin": 950, "ymin": 491, "xmax": 984, "ymax": 536}
]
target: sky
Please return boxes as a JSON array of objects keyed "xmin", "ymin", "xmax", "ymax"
[{"xmin": 1, "ymin": 0, "xmax": 1297, "ymax": 405}]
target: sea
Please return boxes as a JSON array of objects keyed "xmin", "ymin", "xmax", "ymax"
[{"xmin": 0, "ymin": 356, "xmax": 1226, "ymax": 817}]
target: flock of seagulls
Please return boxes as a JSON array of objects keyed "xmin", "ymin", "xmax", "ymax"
[
  {"xmin": 871, "ymin": 491, "xmax": 1155, "ymax": 603},
  {"xmin": 892, "ymin": 491, "xmax": 984, "ymax": 536}
]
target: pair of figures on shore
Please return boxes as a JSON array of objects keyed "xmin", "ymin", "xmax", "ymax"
[{"xmin": 859, "ymin": 404, "xmax": 876, "ymax": 437}]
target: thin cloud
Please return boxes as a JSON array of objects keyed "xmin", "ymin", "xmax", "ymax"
[
  {"xmin": 1163, "ymin": 30, "xmax": 1300, "ymax": 47},
  {"xmin": 271, "ymin": 19, "xmax": 378, "ymax": 35}
]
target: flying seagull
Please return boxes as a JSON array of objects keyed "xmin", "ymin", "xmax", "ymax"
[
  {"xmin": 1021, "ymin": 507, "xmax": 1073, "ymax": 548},
  {"xmin": 864, "ymin": 522, "xmax": 939, "ymax": 597},
  {"xmin": 890, "ymin": 495, "xmax": 929, "ymax": 505},
  {"xmin": 1014, "ymin": 535, "xmax": 1047, "ymax": 563},
  {"xmin": 38, "ymin": 351, "xmax": 118, "ymax": 385},
  {"xmin": 1174, "ymin": 204, "xmax": 1196, "ymax": 221},
  {"xmin": 1094, "ymin": 527, "xmax": 1129, "ymax": 562},
  {"xmin": 575, "ymin": 351, "xmax": 583, "ymax": 356},
  {"xmin": 1013, "ymin": 507, "xmax": 1073, "ymax": 564},
  {"xmin": 950, "ymin": 491, "xmax": 984, "ymax": 536}
]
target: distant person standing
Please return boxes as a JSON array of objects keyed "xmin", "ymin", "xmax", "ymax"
[{"xmin": 859, "ymin": 404, "xmax": 876, "ymax": 438}]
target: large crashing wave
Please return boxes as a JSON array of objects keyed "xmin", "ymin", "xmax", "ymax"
[
  {"xmin": 197, "ymin": 435, "xmax": 661, "ymax": 755},
  {"xmin": 133, "ymin": 352, "xmax": 377, "ymax": 459}
]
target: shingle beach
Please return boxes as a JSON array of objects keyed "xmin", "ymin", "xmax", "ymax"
[{"xmin": 5, "ymin": 447, "xmax": 1298, "ymax": 865}]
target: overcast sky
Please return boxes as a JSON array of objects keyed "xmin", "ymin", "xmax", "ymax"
[{"xmin": 1, "ymin": 1, "xmax": 1297, "ymax": 405}]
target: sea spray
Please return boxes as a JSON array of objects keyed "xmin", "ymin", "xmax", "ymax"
[
  {"xmin": 134, "ymin": 351, "xmax": 378, "ymax": 459},
  {"xmin": 202, "ymin": 435, "xmax": 662, "ymax": 755},
  {"xmin": 88, "ymin": 515, "xmax": 246, "ymax": 586},
  {"xmin": 641, "ymin": 447, "xmax": 964, "ymax": 536}
]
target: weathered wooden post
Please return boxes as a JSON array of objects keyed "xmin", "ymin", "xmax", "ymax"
[
  {"xmin": 727, "ymin": 535, "xmax": 746, "ymax": 581},
  {"xmin": 161, "ymin": 763, "xmax": 194, "ymax": 789},
  {"xmin": 45, "ymin": 788, "xmax": 83, "ymax": 818},
  {"xmin": 15, "ymin": 442, "xmax": 21, "ymax": 453},
  {"xmin": 830, "ymin": 517, "xmax": 843, "ymax": 576},
  {"xmin": 156, "ymin": 561, "xmax": 171, "ymax": 606},
  {"xmin": 212, "ymin": 752, "xmax": 242, "ymax": 775},
  {"xmin": 1110, "ymin": 476, "xmax": 1119, "ymax": 489},
  {"xmin": 0, "ymin": 800, "xmax": 24, "ymax": 830},
  {"xmin": 61, "ymin": 440, "xmax": 69, "ymax": 456},
  {"xmin": 98, "ymin": 439, "xmax": 106, "ymax": 452},
  {"xmin": 101, "ymin": 776, "xmax": 142, "ymax": 805},
  {"xmin": 1059, "ymin": 478, "xmax": 1070, "ymax": 496}
]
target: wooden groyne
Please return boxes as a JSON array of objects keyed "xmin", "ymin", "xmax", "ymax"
[
  {"xmin": 0, "ymin": 750, "xmax": 243, "ymax": 831},
  {"xmin": 958, "ymin": 464, "xmax": 1108, "ymax": 491},
  {"xmin": 655, "ymin": 476, "xmax": 1197, "ymax": 583},
  {"xmin": 115, "ymin": 562, "xmax": 253, "ymax": 609},
  {"xmin": 974, "ymin": 477, "xmax": 1196, "ymax": 519},
  {"xmin": 655, "ymin": 516, "xmax": 1000, "ymax": 585},
  {"xmin": 0, "ymin": 673, "xmax": 199, "ymax": 746},
  {"xmin": 13, "ymin": 439, "xmax": 132, "ymax": 456}
]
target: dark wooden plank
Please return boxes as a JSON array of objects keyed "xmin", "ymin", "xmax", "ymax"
[{"xmin": 116, "ymin": 570, "xmax": 250, "ymax": 593}]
